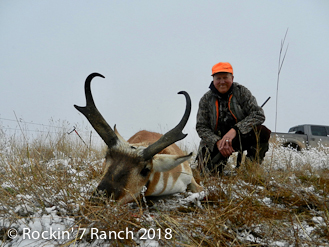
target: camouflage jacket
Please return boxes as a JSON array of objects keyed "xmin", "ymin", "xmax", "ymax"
[{"xmin": 196, "ymin": 82, "xmax": 265, "ymax": 151}]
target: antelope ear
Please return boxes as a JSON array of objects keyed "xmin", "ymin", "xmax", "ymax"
[
  {"xmin": 114, "ymin": 125, "xmax": 128, "ymax": 144},
  {"xmin": 152, "ymin": 153, "xmax": 193, "ymax": 172}
]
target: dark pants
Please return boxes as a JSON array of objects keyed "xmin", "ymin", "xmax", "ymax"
[{"xmin": 197, "ymin": 125, "xmax": 271, "ymax": 174}]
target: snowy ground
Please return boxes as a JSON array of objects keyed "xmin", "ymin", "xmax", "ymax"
[{"xmin": 1, "ymin": 141, "xmax": 329, "ymax": 246}]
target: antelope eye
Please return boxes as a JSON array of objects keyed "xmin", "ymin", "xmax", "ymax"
[{"xmin": 140, "ymin": 166, "xmax": 150, "ymax": 177}]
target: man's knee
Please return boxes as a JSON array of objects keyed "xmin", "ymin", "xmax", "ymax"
[{"xmin": 256, "ymin": 125, "xmax": 271, "ymax": 143}]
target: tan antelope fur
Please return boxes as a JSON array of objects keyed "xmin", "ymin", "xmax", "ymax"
[{"xmin": 74, "ymin": 73, "xmax": 203, "ymax": 204}]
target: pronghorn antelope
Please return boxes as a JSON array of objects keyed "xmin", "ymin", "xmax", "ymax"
[{"xmin": 74, "ymin": 73, "xmax": 203, "ymax": 204}]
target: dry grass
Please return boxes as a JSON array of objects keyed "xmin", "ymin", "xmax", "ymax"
[{"xmin": 1, "ymin": 125, "xmax": 329, "ymax": 246}]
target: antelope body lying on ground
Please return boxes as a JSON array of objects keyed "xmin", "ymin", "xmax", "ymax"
[{"xmin": 74, "ymin": 73, "xmax": 203, "ymax": 204}]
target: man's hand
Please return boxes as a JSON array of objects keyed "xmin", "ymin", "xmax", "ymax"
[{"xmin": 216, "ymin": 128, "xmax": 237, "ymax": 157}]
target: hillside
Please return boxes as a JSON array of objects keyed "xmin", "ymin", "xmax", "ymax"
[{"xmin": 1, "ymin": 129, "xmax": 329, "ymax": 246}]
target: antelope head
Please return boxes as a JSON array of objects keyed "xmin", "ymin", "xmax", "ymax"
[{"xmin": 74, "ymin": 73, "xmax": 193, "ymax": 203}]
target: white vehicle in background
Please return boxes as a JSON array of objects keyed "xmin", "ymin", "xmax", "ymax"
[{"xmin": 271, "ymin": 124, "xmax": 329, "ymax": 151}]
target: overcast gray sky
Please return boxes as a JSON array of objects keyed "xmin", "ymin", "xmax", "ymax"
[{"xmin": 1, "ymin": 0, "xmax": 328, "ymax": 150}]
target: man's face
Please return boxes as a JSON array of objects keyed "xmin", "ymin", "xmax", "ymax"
[{"xmin": 213, "ymin": 72, "xmax": 234, "ymax": 94}]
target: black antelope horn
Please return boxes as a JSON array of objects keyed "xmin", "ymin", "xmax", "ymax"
[
  {"xmin": 74, "ymin": 73, "xmax": 118, "ymax": 148},
  {"xmin": 142, "ymin": 91, "xmax": 191, "ymax": 160}
]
